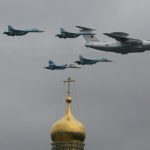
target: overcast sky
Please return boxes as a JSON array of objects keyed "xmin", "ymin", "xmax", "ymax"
[{"xmin": 0, "ymin": 0, "xmax": 150, "ymax": 150}]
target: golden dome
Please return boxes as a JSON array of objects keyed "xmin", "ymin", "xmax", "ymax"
[{"xmin": 50, "ymin": 96, "xmax": 86, "ymax": 142}]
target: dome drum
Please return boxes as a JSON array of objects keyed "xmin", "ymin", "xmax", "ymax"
[{"xmin": 51, "ymin": 142, "xmax": 85, "ymax": 150}]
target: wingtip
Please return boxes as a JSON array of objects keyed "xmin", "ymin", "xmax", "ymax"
[
  {"xmin": 103, "ymin": 33, "xmax": 109, "ymax": 35},
  {"xmin": 106, "ymin": 59, "xmax": 113, "ymax": 62},
  {"xmin": 38, "ymin": 30, "xmax": 44, "ymax": 32},
  {"xmin": 75, "ymin": 26, "xmax": 96, "ymax": 31}
]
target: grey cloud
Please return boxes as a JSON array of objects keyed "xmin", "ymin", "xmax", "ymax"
[{"xmin": 0, "ymin": 0, "xmax": 150, "ymax": 150}]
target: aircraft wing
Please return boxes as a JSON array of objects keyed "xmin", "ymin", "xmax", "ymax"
[
  {"xmin": 101, "ymin": 58, "xmax": 113, "ymax": 62},
  {"xmin": 23, "ymin": 29, "xmax": 44, "ymax": 32},
  {"xmin": 76, "ymin": 26, "xmax": 96, "ymax": 31},
  {"xmin": 82, "ymin": 58, "xmax": 92, "ymax": 62},
  {"xmin": 103, "ymin": 32, "xmax": 129, "ymax": 42}
]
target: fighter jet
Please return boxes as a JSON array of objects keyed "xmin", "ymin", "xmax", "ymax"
[
  {"xmin": 75, "ymin": 55, "xmax": 112, "ymax": 65},
  {"xmin": 44, "ymin": 60, "xmax": 67, "ymax": 70},
  {"xmin": 76, "ymin": 26, "xmax": 150, "ymax": 54},
  {"xmin": 3, "ymin": 25, "xmax": 44, "ymax": 36},
  {"xmin": 56, "ymin": 27, "xmax": 94, "ymax": 39}
]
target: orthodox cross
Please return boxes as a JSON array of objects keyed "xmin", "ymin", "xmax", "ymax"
[{"xmin": 64, "ymin": 77, "xmax": 75, "ymax": 97}]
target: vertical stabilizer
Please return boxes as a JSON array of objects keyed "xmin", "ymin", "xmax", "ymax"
[
  {"xmin": 49, "ymin": 60, "xmax": 55, "ymax": 66},
  {"xmin": 81, "ymin": 34, "xmax": 99, "ymax": 44},
  {"xmin": 8, "ymin": 25, "xmax": 14, "ymax": 31},
  {"xmin": 76, "ymin": 26, "xmax": 99, "ymax": 44},
  {"xmin": 60, "ymin": 28, "xmax": 65, "ymax": 34},
  {"xmin": 79, "ymin": 55, "xmax": 83, "ymax": 61}
]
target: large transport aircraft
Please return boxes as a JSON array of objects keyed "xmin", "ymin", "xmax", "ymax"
[{"xmin": 76, "ymin": 26, "xmax": 150, "ymax": 54}]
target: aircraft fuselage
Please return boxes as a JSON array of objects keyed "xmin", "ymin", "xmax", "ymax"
[
  {"xmin": 85, "ymin": 40, "xmax": 150, "ymax": 54},
  {"xmin": 75, "ymin": 59, "xmax": 99, "ymax": 65},
  {"xmin": 44, "ymin": 65, "xmax": 66, "ymax": 70}
]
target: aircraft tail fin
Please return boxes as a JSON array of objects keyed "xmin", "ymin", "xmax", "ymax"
[
  {"xmin": 79, "ymin": 54, "xmax": 83, "ymax": 60},
  {"xmin": 76, "ymin": 26, "xmax": 99, "ymax": 44},
  {"xmin": 60, "ymin": 28, "xmax": 66, "ymax": 33},
  {"xmin": 49, "ymin": 60, "xmax": 55, "ymax": 66},
  {"xmin": 82, "ymin": 34, "xmax": 100, "ymax": 44},
  {"xmin": 8, "ymin": 25, "xmax": 14, "ymax": 31}
]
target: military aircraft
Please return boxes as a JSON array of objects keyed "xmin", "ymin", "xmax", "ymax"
[
  {"xmin": 56, "ymin": 27, "xmax": 94, "ymax": 39},
  {"xmin": 3, "ymin": 25, "xmax": 44, "ymax": 36},
  {"xmin": 76, "ymin": 26, "xmax": 150, "ymax": 54},
  {"xmin": 44, "ymin": 60, "xmax": 67, "ymax": 70},
  {"xmin": 75, "ymin": 55, "xmax": 112, "ymax": 65}
]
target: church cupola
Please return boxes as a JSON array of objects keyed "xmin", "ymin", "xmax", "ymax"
[{"xmin": 50, "ymin": 77, "xmax": 86, "ymax": 150}]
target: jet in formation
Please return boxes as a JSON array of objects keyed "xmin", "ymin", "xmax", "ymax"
[
  {"xmin": 56, "ymin": 27, "xmax": 94, "ymax": 39},
  {"xmin": 76, "ymin": 26, "xmax": 150, "ymax": 54},
  {"xmin": 3, "ymin": 25, "xmax": 44, "ymax": 36},
  {"xmin": 75, "ymin": 55, "xmax": 112, "ymax": 65},
  {"xmin": 44, "ymin": 60, "xmax": 67, "ymax": 70},
  {"xmin": 44, "ymin": 60, "xmax": 82, "ymax": 70}
]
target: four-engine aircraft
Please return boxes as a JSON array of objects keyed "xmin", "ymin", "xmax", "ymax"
[
  {"xmin": 44, "ymin": 60, "xmax": 67, "ymax": 70},
  {"xmin": 76, "ymin": 26, "xmax": 150, "ymax": 54},
  {"xmin": 56, "ymin": 27, "xmax": 94, "ymax": 39},
  {"xmin": 75, "ymin": 55, "xmax": 112, "ymax": 65},
  {"xmin": 3, "ymin": 25, "xmax": 44, "ymax": 36}
]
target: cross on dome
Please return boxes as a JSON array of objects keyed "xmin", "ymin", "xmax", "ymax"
[{"xmin": 64, "ymin": 77, "xmax": 75, "ymax": 98}]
